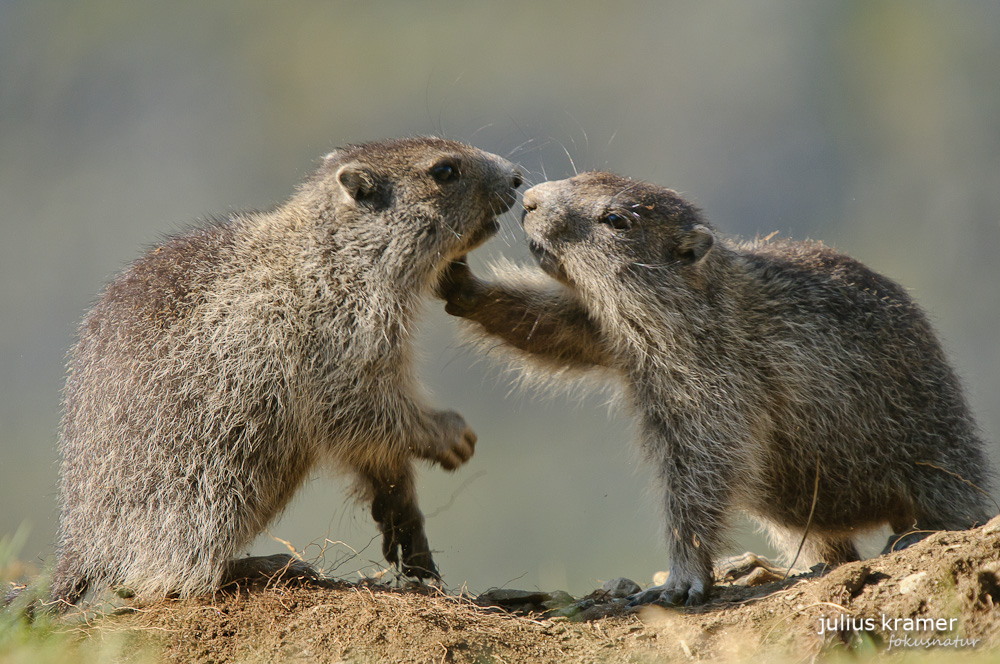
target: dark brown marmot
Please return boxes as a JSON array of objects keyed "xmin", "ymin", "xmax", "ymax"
[
  {"xmin": 51, "ymin": 137, "xmax": 522, "ymax": 607},
  {"xmin": 440, "ymin": 171, "xmax": 993, "ymax": 606}
]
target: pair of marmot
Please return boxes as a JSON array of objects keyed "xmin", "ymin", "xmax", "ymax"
[{"xmin": 43, "ymin": 138, "xmax": 992, "ymax": 610}]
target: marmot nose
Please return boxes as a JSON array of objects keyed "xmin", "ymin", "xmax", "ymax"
[{"xmin": 522, "ymin": 189, "xmax": 538, "ymax": 212}]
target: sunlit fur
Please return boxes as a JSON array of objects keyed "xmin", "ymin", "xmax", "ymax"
[
  {"xmin": 441, "ymin": 171, "xmax": 994, "ymax": 606},
  {"xmin": 52, "ymin": 138, "xmax": 521, "ymax": 606}
]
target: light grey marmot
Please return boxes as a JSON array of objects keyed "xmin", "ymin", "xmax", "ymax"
[
  {"xmin": 439, "ymin": 171, "xmax": 994, "ymax": 606},
  {"xmin": 51, "ymin": 137, "xmax": 522, "ymax": 607}
]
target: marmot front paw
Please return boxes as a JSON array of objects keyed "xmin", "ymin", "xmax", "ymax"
[
  {"xmin": 427, "ymin": 409, "xmax": 476, "ymax": 470},
  {"xmin": 438, "ymin": 258, "xmax": 482, "ymax": 316}
]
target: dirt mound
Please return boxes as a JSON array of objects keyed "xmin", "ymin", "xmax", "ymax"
[{"xmin": 78, "ymin": 517, "xmax": 1000, "ymax": 662}]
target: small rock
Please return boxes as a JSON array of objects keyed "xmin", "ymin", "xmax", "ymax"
[
  {"xmin": 542, "ymin": 590, "xmax": 576, "ymax": 610},
  {"xmin": 601, "ymin": 577, "xmax": 641, "ymax": 598},
  {"xmin": 898, "ymin": 571, "xmax": 928, "ymax": 595},
  {"xmin": 652, "ymin": 570, "xmax": 670, "ymax": 586},
  {"xmin": 544, "ymin": 598, "xmax": 595, "ymax": 620},
  {"xmin": 822, "ymin": 564, "xmax": 873, "ymax": 603},
  {"xmin": 838, "ymin": 564, "xmax": 871, "ymax": 595}
]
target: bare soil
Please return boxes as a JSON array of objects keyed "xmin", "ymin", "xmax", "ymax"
[{"xmin": 78, "ymin": 517, "xmax": 1000, "ymax": 662}]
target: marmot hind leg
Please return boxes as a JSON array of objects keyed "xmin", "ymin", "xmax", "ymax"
[
  {"xmin": 222, "ymin": 554, "xmax": 323, "ymax": 589},
  {"xmin": 761, "ymin": 520, "xmax": 860, "ymax": 567},
  {"xmin": 804, "ymin": 534, "xmax": 862, "ymax": 566},
  {"xmin": 48, "ymin": 551, "xmax": 92, "ymax": 611},
  {"xmin": 361, "ymin": 464, "xmax": 439, "ymax": 581},
  {"xmin": 882, "ymin": 479, "xmax": 995, "ymax": 555},
  {"xmin": 713, "ymin": 533, "xmax": 860, "ymax": 586}
]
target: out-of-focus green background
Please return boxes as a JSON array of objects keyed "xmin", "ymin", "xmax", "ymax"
[{"xmin": 2, "ymin": 1, "xmax": 998, "ymax": 596}]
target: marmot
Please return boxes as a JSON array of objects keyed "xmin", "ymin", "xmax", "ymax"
[
  {"xmin": 439, "ymin": 171, "xmax": 994, "ymax": 606},
  {"xmin": 51, "ymin": 137, "xmax": 522, "ymax": 607}
]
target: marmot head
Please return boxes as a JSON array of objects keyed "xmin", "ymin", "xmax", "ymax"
[
  {"xmin": 302, "ymin": 137, "xmax": 522, "ymax": 285},
  {"xmin": 520, "ymin": 172, "xmax": 715, "ymax": 291}
]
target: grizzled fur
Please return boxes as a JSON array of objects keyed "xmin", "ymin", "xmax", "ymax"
[
  {"xmin": 52, "ymin": 138, "xmax": 521, "ymax": 607},
  {"xmin": 440, "ymin": 171, "xmax": 994, "ymax": 606}
]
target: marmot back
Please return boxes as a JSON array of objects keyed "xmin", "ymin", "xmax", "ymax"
[
  {"xmin": 51, "ymin": 137, "xmax": 522, "ymax": 607},
  {"xmin": 440, "ymin": 170, "xmax": 994, "ymax": 607}
]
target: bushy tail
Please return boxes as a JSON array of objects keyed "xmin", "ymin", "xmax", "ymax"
[
  {"xmin": 4, "ymin": 581, "xmax": 28, "ymax": 607},
  {"xmin": 3, "ymin": 573, "xmax": 91, "ymax": 620},
  {"xmin": 47, "ymin": 561, "xmax": 90, "ymax": 613}
]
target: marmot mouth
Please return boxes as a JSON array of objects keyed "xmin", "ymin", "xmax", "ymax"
[
  {"xmin": 528, "ymin": 240, "xmax": 571, "ymax": 284},
  {"xmin": 464, "ymin": 217, "xmax": 501, "ymax": 250}
]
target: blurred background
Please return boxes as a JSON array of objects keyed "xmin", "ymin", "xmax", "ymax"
[{"xmin": 2, "ymin": 1, "xmax": 998, "ymax": 597}]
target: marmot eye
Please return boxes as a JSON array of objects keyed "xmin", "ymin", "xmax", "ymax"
[
  {"xmin": 430, "ymin": 160, "xmax": 460, "ymax": 183},
  {"xmin": 601, "ymin": 212, "xmax": 632, "ymax": 231}
]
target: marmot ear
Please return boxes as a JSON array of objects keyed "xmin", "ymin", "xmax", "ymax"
[
  {"xmin": 336, "ymin": 163, "xmax": 376, "ymax": 201},
  {"xmin": 321, "ymin": 149, "xmax": 343, "ymax": 167},
  {"xmin": 678, "ymin": 224, "xmax": 715, "ymax": 262}
]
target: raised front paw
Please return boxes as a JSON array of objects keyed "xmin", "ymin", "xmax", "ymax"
[
  {"xmin": 437, "ymin": 258, "xmax": 482, "ymax": 317},
  {"xmin": 425, "ymin": 410, "xmax": 477, "ymax": 471}
]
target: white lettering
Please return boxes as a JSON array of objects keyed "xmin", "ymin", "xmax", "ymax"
[{"xmin": 826, "ymin": 614, "xmax": 976, "ymax": 650}]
